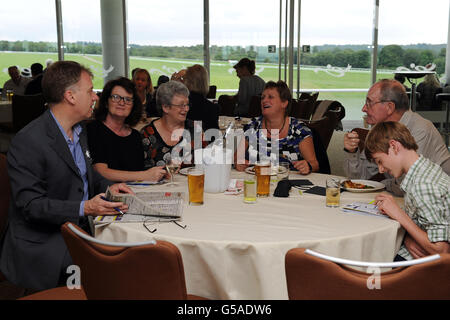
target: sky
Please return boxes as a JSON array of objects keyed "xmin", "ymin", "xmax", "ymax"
[{"xmin": 0, "ymin": 0, "xmax": 449, "ymax": 47}]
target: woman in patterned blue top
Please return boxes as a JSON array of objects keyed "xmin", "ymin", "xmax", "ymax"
[{"xmin": 235, "ymin": 80, "xmax": 319, "ymax": 175}]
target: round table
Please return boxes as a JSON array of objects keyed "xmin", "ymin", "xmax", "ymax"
[{"xmin": 95, "ymin": 171, "xmax": 404, "ymax": 299}]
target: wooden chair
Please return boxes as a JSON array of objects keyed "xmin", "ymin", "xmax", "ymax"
[
  {"xmin": 303, "ymin": 112, "xmax": 339, "ymax": 151},
  {"xmin": 285, "ymin": 248, "xmax": 450, "ymax": 300},
  {"xmin": 218, "ymin": 94, "xmax": 235, "ymax": 116},
  {"xmin": 247, "ymin": 95, "xmax": 262, "ymax": 118},
  {"xmin": 0, "ymin": 154, "xmax": 9, "ymax": 282},
  {"xmin": 206, "ymin": 85, "xmax": 217, "ymax": 99},
  {"xmin": 11, "ymin": 94, "xmax": 46, "ymax": 133},
  {"xmin": 55, "ymin": 222, "xmax": 207, "ymax": 300}
]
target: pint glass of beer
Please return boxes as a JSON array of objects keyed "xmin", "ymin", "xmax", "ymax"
[
  {"xmin": 254, "ymin": 161, "xmax": 271, "ymax": 197},
  {"xmin": 187, "ymin": 167, "xmax": 204, "ymax": 205}
]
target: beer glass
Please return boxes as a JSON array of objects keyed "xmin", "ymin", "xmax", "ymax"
[
  {"xmin": 243, "ymin": 174, "xmax": 257, "ymax": 204},
  {"xmin": 187, "ymin": 167, "xmax": 204, "ymax": 205},
  {"xmin": 254, "ymin": 161, "xmax": 271, "ymax": 197},
  {"xmin": 326, "ymin": 178, "xmax": 340, "ymax": 207}
]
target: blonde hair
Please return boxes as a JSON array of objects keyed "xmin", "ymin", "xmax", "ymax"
[
  {"xmin": 422, "ymin": 74, "xmax": 441, "ymax": 89},
  {"xmin": 364, "ymin": 121, "xmax": 418, "ymax": 160},
  {"xmin": 183, "ymin": 64, "xmax": 209, "ymax": 96}
]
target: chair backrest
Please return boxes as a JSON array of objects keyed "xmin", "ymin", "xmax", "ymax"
[
  {"xmin": 285, "ymin": 248, "xmax": 450, "ymax": 300},
  {"xmin": 218, "ymin": 95, "xmax": 235, "ymax": 116},
  {"xmin": 305, "ymin": 126, "xmax": 331, "ymax": 174},
  {"xmin": 290, "ymin": 98, "xmax": 316, "ymax": 120},
  {"xmin": 247, "ymin": 95, "xmax": 262, "ymax": 118},
  {"xmin": 11, "ymin": 94, "xmax": 46, "ymax": 132},
  {"xmin": 304, "ymin": 112, "xmax": 339, "ymax": 150},
  {"xmin": 206, "ymin": 85, "xmax": 217, "ymax": 99},
  {"xmin": 0, "ymin": 153, "xmax": 10, "ymax": 239},
  {"xmin": 61, "ymin": 222, "xmax": 189, "ymax": 300}
]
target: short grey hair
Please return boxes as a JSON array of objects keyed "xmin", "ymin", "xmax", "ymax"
[
  {"xmin": 377, "ymin": 79, "xmax": 409, "ymax": 111},
  {"xmin": 155, "ymin": 80, "xmax": 190, "ymax": 114}
]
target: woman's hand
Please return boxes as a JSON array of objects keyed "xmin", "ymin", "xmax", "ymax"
[
  {"xmin": 235, "ymin": 160, "xmax": 250, "ymax": 172},
  {"xmin": 292, "ymin": 160, "xmax": 311, "ymax": 175},
  {"xmin": 143, "ymin": 166, "xmax": 167, "ymax": 182}
]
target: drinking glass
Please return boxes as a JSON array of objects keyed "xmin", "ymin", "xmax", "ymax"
[
  {"xmin": 243, "ymin": 174, "xmax": 257, "ymax": 204},
  {"xmin": 165, "ymin": 159, "xmax": 181, "ymax": 186},
  {"xmin": 187, "ymin": 167, "xmax": 204, "ymax": 205},
  {"xmin": 254, "ymin": 161, "xmax": 271, "ymax": 197},
  {"xmin": 326, "ymin": 178, "xmax": 341, "ymax": 207},
  {"xmin": 277, "ymin": 162, "xmax": 290, "ymax": 181}
]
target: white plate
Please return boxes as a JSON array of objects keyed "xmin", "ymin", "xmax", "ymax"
[
  {"xmin": 179, "ymin": 167, "xmax": 192, "ymax": 176},
  {"xmin": 244, "ymin": 166, "xmax": 287, "ymax": 176},
  {"xmin": 340, "ymin": 179, "xmax": 385, "ymax": 193}
]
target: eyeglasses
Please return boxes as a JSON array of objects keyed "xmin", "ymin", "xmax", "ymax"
[
  {"xmin": 170, "ymin": 103, "xmax": 189, "ymax": 109},
  {"xmin": 110, "ymin": 94, "xmax": 134, "ymax": 105},
  {"xmin": 143, "ymin": 219, "xmax": 187, "ymax": 234},
  {"xmin": 364, "ymin": 99, "xmax": 390, "ymax": 109}
]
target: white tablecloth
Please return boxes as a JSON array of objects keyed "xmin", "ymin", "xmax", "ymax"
[{"xmin": 95, "ymin": 171, "xmax": 404, "ymax": 300}]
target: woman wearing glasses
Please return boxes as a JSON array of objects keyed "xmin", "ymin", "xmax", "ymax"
[
  {"xmin": 141, "ymin": 80, "xmax": 205, "ymax": 169},
  {"xmin": 86, "ymin": 77, "xmax": 167, "ymax": 182}
]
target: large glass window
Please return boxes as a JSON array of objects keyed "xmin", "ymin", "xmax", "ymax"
[
  {"xmin": 300, "ymin": 0, "xmax": 374, "ymax": 122},
  {"xmin": 0, "ymin": 0, "xmax": 57, "ymax": 87},
  {"xmin": 209, "ymin": 0, "xmax": 279, "ymax": 95},
  {"xmin": 127, "ymin": 0, "xmax": 203, "ymax": 88},
  {"xmin": 61, "ymin": 0, "xmax": 103, "ymax": 89}
]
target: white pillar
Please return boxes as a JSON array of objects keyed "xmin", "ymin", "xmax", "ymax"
[{"xmin": 100, "ymin": 0, "xmax": 128, "ymax": 84}]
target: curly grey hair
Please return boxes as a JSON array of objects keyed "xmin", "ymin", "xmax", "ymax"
[{"xmin": 155, "ymin": 80, "xmax": 190, "ymax": 114}]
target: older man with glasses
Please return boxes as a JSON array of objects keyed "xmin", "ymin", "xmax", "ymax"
[{"xmin": 343, "ymin": 79, "xmax": 450, "ymax": 196}]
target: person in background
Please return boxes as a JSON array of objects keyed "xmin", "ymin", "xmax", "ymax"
[
  {"xmin": 365, "ymin": 121, "xmax": 449, "ymax": 261},
  {"xmin": 0, "ymin": 61, "xmax": 132, "ymax": 292},
  {"xmin": 343, "ymin": 79, "xmax": 450, "ymax": 196},
  {"xmin": 86, "ymin": 77, "xmax": 167, "ymax": 182},
  {"xmin": 233, "ymin": 58, "xmax": 265, "ymax": 117},
  {"xmin": 416, "ymin": 65, "xmax": 443, "ymax": 111},
  {"xmin": 235, "ymin": 80, "xmax": 319, "ymax": 175},
  {"xmin": 2, "ymin": 66, "xmax": 31, "ymax": 99},
  {"xmin": 25, "ymin": 62, "xmax": 44, "ymax": 95},
  {"xmin": 155, "ymin": 75, "xmax": 169, "ymax": 90},
  {"xmin": 184, "ymin": 64, "xmax": 219, "ymax": 132},
  {"xmin": 141, "ymin": 80, "xmax": 205, "ymax": 168},
  {"xmin": 132, "ymin": 68, "xmax": 157, "ymax": 117}
]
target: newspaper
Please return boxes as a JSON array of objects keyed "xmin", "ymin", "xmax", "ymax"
[
  {"xmin": 341, "ymin": 202, "xmax": 387, "ymax": 218},
  {"xmin": 94, "ymin": 187, "xmax": 184, "ymax": 224}
]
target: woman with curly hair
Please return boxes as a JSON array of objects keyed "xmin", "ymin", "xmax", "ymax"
[{"xmin": 87, "ymin": 77, "xmax": 166, "ymax": 182}]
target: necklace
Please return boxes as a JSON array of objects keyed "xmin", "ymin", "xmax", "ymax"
[{"xmin": 264, "ymin": 117, "xmax": 287, "ymax": 137}]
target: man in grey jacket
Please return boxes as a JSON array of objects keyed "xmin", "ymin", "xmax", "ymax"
[
  {"xmin": 343, "ymin": 79, "xmax": 450, "ymax": 196},
  {"xmin": 0, "ymin": 61, "xmax": 132, "ymax": 291}
]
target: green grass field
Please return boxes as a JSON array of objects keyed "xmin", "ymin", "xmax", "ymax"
[{"xmin": 0, "ymin": 52, "xmax": 395, "ymax": 120}]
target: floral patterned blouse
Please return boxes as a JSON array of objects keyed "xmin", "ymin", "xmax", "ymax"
[
  {"xmin": 141, "ymin": 119, "xmax": 206, "ymax": 168},
  {"xmin": 244, "ymin": 116, "xmax": 312, "ymax": 169}
]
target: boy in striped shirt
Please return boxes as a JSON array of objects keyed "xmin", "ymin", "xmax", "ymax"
[{"xmin": 365, "ymin": 121, "xmax": 450, "ymax": 261}]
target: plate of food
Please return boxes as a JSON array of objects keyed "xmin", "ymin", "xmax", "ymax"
[
  {"xmin": 245, "ymin": 166, "xmax": 287, "ymax": 176},
  {"xmin": 340, "ymin": 179, "xmax": 385, "ymax": 193}
]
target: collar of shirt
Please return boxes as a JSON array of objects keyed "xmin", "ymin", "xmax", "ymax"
[
  {"xmin": 50, "ymin": 110, "xmax": 82, "ymax": 144},
  {"xmin": 400, "ymin": 154, "xmax": 424, "ymax": 193}
]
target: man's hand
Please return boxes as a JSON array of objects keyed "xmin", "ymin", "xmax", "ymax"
[
  {"xmin": 84, "ymin": 193, "xmax": 128, "ymax": 216},
  {"xmin": 108, "ymin": 182, "xmax": 134, "ymax": 195},
  {"xmin": 344, "ymin": 131, "xmax": 360, "ymax": 153}
]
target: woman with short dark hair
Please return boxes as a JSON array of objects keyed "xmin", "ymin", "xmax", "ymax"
[
  {"xmin": 87, "ymin": 77, "xmax": 167, "ymax": 182},
  {"xmin": 235, "ymin": 80, "xmax": 319, "ymax": 175}
]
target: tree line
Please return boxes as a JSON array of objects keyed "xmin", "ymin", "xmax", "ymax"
[{"xmin": 0, "ymin": 40, "xmax": 445, "ymax": 74}]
